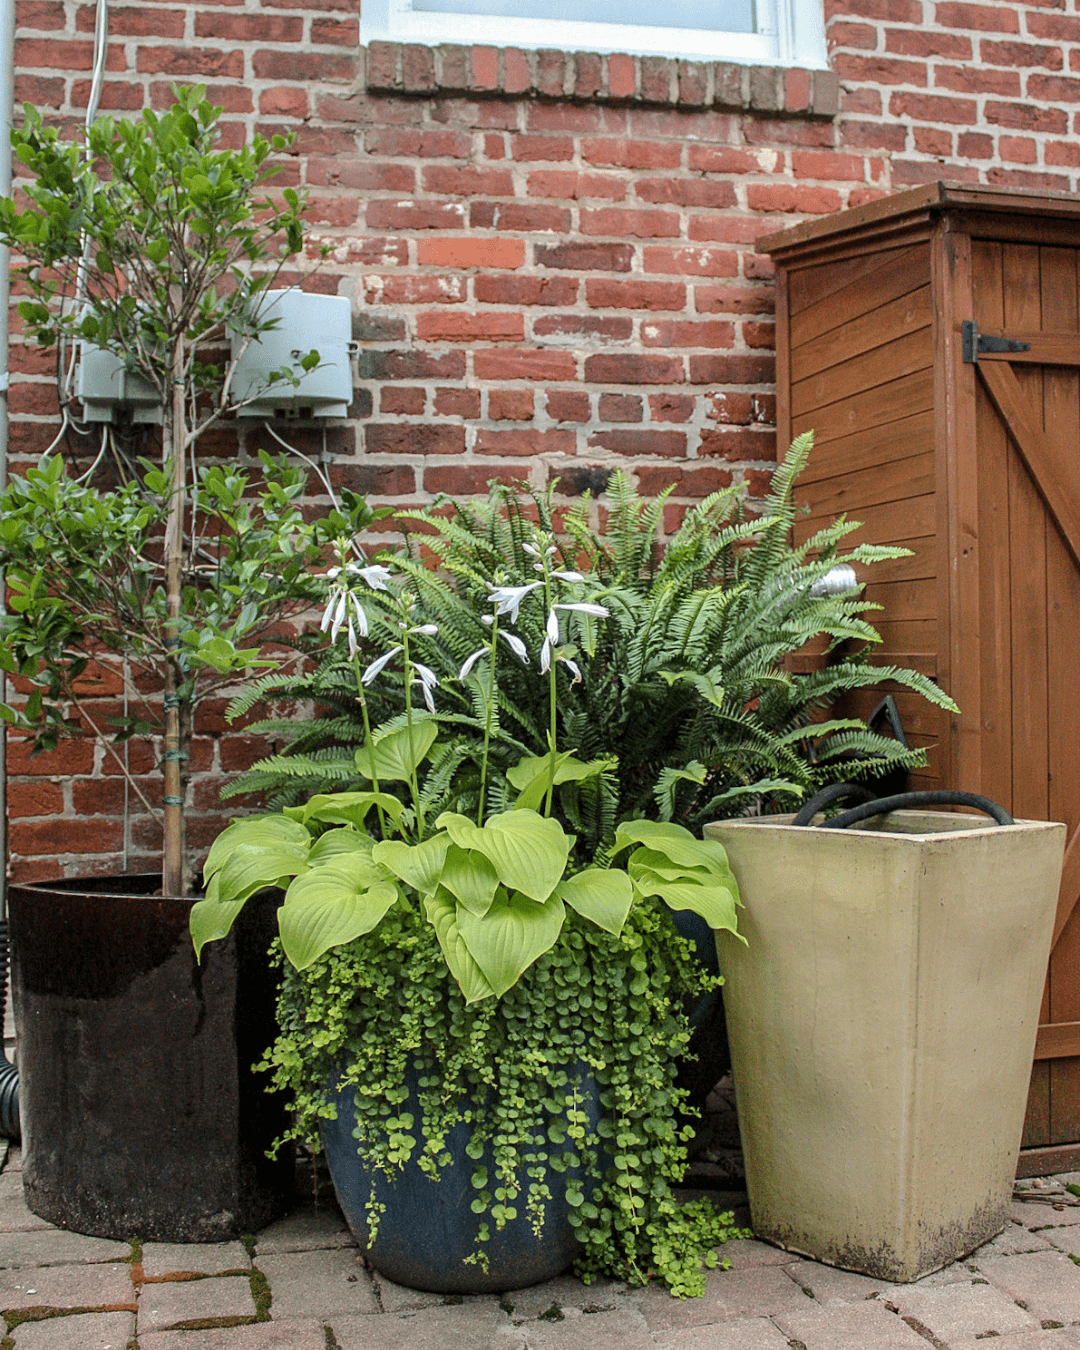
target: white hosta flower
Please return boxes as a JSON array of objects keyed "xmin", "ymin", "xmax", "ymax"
[
  {"xmin": 522, "ymin": 542, "xmax": 540, "ymax": 557},
  {"xmin": 354, "ymin": 563, "xmax": 393, "ymax": 591},
  {"xmin": 412, "ymin": 675, "xmax": 437, "ymax": 713},
  {"xmin": 553, "ymin": 602, "xmax": 610, "ymax": 619},
  {"xmin": 361, "ymin": 646, "xmax": 402, "ymax": 685},
  {"xmin": 413, "ymin": 661, "xmax": 438, "ymax": 691},
  {"xmin": 347, "ymin": 617, "xmax": 361, "ymax": 659},
  {"xmin": 540, "ymin": 636, "xmax": 552, "ymax": 675},
  {"xmin": 488, "ymin": 581, "xmax": 542, "ymax": 624},
  {"xmin": 563, "ymin": 657, "xmax": 583, "ymax": 686},
  {"xmin": 546, "ymin": 609, "xmax": 560, "ymax": 644},
  {"xmin": 349, "ymin": 592, "xmax": 369, "ymax": 638},
  {"xmin": 551, "ymin": 570, "xmax": 584, "ymax": 584},
  {"xmin": 459, "ymin": 647, "xmax": 488, "ymax": 681},
  {"xmin": 411, "ymin": 623, "xmax": 439, "ymax": 637},
  {"xmin": 499, "ymin": 631, "xmax": 528, "ymax": 663},
  {"xmin": 328, "ymin": 590, "xmax": 349, "ymax": 642}
]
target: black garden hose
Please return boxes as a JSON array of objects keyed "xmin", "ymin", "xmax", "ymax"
[
  {"xmin": 791, "ymin": 781, "xmax": 877, "ymax": 827},
  {"xmin": 0, "ymin": 922, "xmax": 19, "ymax": 1139},
  {"xmin": 805, "ymin": 789, "xmax": 1015, "ymax": 831}
]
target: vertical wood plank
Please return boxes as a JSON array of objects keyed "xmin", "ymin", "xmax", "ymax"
[
  {"xmin": 1041, "ymin": 247, "xmax": 1080, "ymax": 1145},
  {"xmin": 935, "ymin": 227, "xmax": 978, "ymax": 792},
  {"xmin": 776, "ymin": 266, "xmax": 792, "ymax": 463}
]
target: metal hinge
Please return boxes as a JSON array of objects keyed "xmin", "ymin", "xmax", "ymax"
[{"xmin": 962, "ymin": 319, "xmax": 1032, "ymax": 364}]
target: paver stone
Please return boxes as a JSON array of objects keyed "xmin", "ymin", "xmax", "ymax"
[
  {"xmin": 886, "ymin": 1280, "xmax": 1039, "ymax": 1340},
  {"xmin": 11, "ymin": 1310, "xmax": 135, "ymax": 1348},
  {"xmin": 522, "ymin": 1306, "xmax": 653, "ymax": 1349},
  {"xmin": 140, "ymin": 1240, "xmax": 250, "ymax": 1278},
  {"xmin": 253, "ymin": 1202, "xmax": 352, "ymax": 1255},
  {"xmin": 138, "ymin": 1322, "xmax": 329, "ymax": 1350},
  {"xmin": 502, "ymin": 1275, "xmax": 620, "ymax": 1319},
  {"xmin": 0, "ymin": 1230, "xmax": 130, "ymax": 1269},
  {"xmin": 257, "ymin": 1248, "xmax": 377, "ymax": 1318},
  {"xmin": 716, "ymin": 1237, "xmax": 801, "ymax": 1270},
  {"xmin": 950, "ymin": 1329, "xmax": 1080, "ymax": 1350},
  {"xmin": 652, "ymin": 1318, "xmax": 792, "ymax": 1350},
  {"xmin": 0, "ymin": 1262, "xmax": 134, "ymax": 1311},
  {"xmin": 640, "ymin": 1263, "xmax": 811, "ymax": 1331},
  {"xmin": 136, "ymin": 1274, "xmax": 255, "ymax": 1333},
  {"xmin": 975, "ymin": 1225, "xmax": 1054, "ymax": 1257},
  {"xmin": 331, "ymin": 1302, "xmax": 522, "ymax": 1350},
  {"xmin": 975, "ymin": 1249, "xmax": 1080, "ymax": 1324},
  {"xmin": 783, "ymin": 1257, "xmax": 898, "ymax": 1304},
  {"xmin": 773, "ymin": 1297, "xmax": 928, "ymax": 1349}
]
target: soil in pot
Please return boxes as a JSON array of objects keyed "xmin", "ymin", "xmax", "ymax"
[{"xmin": 9, "ymin": 875, "xmax": 293, "ymax": 1242}]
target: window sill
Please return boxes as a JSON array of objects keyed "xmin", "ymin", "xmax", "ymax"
[{"xmin": 362, "ymin": 42, "xmax": 839, "ymax": 117}]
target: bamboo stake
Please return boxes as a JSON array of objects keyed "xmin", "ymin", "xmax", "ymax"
[{"xmin": 162, "ymin": 336, "xmax": 186, "ymax": 897}]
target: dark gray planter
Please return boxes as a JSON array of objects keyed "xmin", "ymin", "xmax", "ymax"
[{"xmin": 9, "ymin": 875, "xmax": 293, "ymax": 1242}]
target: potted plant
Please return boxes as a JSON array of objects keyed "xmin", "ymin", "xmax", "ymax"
[
  {"xmin": 195, "ymin": 535, "xmax": 750, "ymax": 1296},
  {"xmin": 0, "ymin": 86, "xmax": 367, "ymax": 1240}
]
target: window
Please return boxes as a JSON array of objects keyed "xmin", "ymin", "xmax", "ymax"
[{"xmin": 361, "ymin": 0, "xmax": 828, "ymax": 68}]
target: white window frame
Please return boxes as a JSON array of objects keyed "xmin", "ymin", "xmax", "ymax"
[{"xmin": 361, "ymin": 0, "xmax": 828, "ymax": 69}]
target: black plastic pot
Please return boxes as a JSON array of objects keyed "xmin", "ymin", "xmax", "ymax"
[{"xmin": 9, "ymin": 875, "xmax": 293, "ymax": 1242}]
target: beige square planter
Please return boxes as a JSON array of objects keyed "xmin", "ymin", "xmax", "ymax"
[{"xmin": 704, "ymin": 808, "xmax": 1065, "ymax": 1282}]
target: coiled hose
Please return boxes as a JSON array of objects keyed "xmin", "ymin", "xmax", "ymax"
[{"xmin": 0, "ymin": 923, "xmax": 20, "ymax": 1139}]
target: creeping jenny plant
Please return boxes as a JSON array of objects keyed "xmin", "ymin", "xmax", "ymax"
[{"xmin": 195, "ymin": 537, "xmax": 747, "ymax": 1293}]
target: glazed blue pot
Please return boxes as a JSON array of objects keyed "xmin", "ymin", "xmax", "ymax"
[{"xmin": 322, "ymin": 1068, "xmax": 600, "ymax": 1294}]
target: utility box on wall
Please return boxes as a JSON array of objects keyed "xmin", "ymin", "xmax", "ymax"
[
  {"xmin": 758, "ymin": 181, "xmax": 1080, "ymax": 1174},
  {"xmin": 230, "ymin": 290, "xmax": 353, "ymax": 419}
]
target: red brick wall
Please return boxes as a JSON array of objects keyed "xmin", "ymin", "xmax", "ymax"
[{"xmin": 8, "ymin": 0, "xmax": 1080, "ymax": 881}]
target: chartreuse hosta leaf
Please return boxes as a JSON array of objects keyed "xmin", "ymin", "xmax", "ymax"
[
  {"xmin": 354, "ymin": 721, "xmax": 438, "ymax": 784},
  {"xmin": 506, "ymin": 752, "xmax": 616, "ymax": 813},
  {"xmin": 438, "ymin": 843, "xmax": 500, "ymax": 917},
  {"xmin": 557, "ymin": 868, "xmax": 633, "ymax": 936},
  {"xmin": 615, "ymin": 820, "xmax": 746, "ymax": 944},
  {"xmin": 372, "ymin": 834, "xmax": 450, "ymax": 894},
  {"xmin": 424, "ymin": 888, "xmax": 495, "ymax": 1005},
  {"xmin": 437, "ymin": 810, "xmax": 571, "ymax": 903},
  {"xmin": 456, "ymin": 889, "xmax": 566, "ymax": 998},
  {"xmin": 306, "ymin": 829, "xmax": 375, "ymax": 864},
  {"xmin": 278, "ymin": 857, "xmax": 399, "ymax": 970},
  {"xmin": 284, "ymin": 791, "xmax": 405, "ymax": 833}
]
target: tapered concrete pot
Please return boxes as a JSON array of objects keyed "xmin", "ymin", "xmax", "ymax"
[{"xmin": 704, "ymin": 807, "xmax": 1065, "ymax": 1282}]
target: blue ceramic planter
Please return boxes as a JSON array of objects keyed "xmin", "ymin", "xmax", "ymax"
[{"xmin": 322, "ymin": 1070, "xmax": 600, "ymax": 1294}]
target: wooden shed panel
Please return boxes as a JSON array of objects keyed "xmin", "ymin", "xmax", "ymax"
[
  {"xmin": 799, "ymin": 411, "xmax": 935, "ymax": 488},
  {"xmin": 790, "ymin": 246, "xmax": 930, "ymax": 348},
  {"xmin": 792, "ymin": 287, "xmax": 933, "ymax": 385},
  {"xmin": 787, "ymin": 244, "xmax": 924, "ymax": 317},
  {"xmin": 862, "ymin": 577, "xmax": 937, "ymax": 623},
  {"xmin": 792, "ymin": 368, "xmax": 935, "ymax": 444},
  {"xmin": 798, "ymin": 452, "xmax": 935, "ymax": 515},
  {"xmin": 794, "ymin": 493, "xmax": 935, "ymax": 547},
  {"xmin": 792, "ymin": 328, "xmax": 932, "ymax": 419}
]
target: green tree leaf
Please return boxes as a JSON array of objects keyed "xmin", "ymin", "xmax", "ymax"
[
  {"xmin": 423, "ymin": 888, "xmax": 495, "ymax": 1005},
  {"xmin": 355, "ymin": 721, "xmax": 438, "ymax": 783},
  {"xmin": 557, "ymin": 868, "xmax": 633, "ymax": 936},
  {"xmin": 456, "ymin": 890, "xmax": 566, "ymax": 998},
  {"xmin": 436, "ymin": 810, "xmax": 571, "ymax": 903}
]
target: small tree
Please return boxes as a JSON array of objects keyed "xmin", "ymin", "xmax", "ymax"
[{"xmin": 0, "ymin": 86, "xmax": 341, "ymax": 895}]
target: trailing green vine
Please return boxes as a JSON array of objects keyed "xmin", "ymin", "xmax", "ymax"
[{"xmin": 261, "ymin": 901, "xmax": 744, "ymax": 1297}]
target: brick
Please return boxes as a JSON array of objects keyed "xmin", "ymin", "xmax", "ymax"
[
  {"xmin": 510, "ymin": 134, "xmax": 574, "ymax": 161},
  {"xmin": 10, "ymin": 818, "xmax": 128, "ymax": 859},
  {"xmin": 642, "ymin": 319, "xmax": 735, "ymax": 348},
  {"xmin": 533, "ymin": 315, "xmax": 634, "ymax": 342},
  {"xmin": 475, "ymin": 428, "xmax": 576, "ymax": 455},
  {"xmin": 6, "ymin": 741, "xmax": 92, "ymax": 779},
  {"xmin": 586, "ymin": 279, "xmax": 686, "ymax": 311},
  {"xmin": 574, "ymin": 51, "xmax": 604, "ymax": 99},
  {"xmin": 643, "ymin": 245, "xmax": 738, "ymax": 277},
  {"xmin": 251, "ymin": 51, "xmax": 354, "ymax": 82},
  {"xmin": 333, "ymin": 463, "xmax": 417, "ymax": 497},
  {"xmin": 638, "ymin": 464, "xmax": 732, "ymax": 495},
  {"xmin": 585, "ymin": 353, "xmax": 684, "ymax": 385},
  {"xmin": 598, "ymin": 393, "xmax": 643, "ymax": 422},
  {"xmin": 1046, "ymin": 139, "xmax": 1080, "ymax": 167},
  {"xmin": 0, "ymin": 1259, "xmax": 133, "ymax": 1308},
  {"xmin": 353, "ymin": 312, "xmax": 409, "ymax": 341},
  {"xmin": 589, "ymin": 429, "xmax": 687, "ymax": 457},
  {"xmin": 469, "ymin": 44, "xmax": 498, "ymax": 91},
  {"xmin": 527, "ymin": 171, "xmax": 628, "ymax": 200},
  {"xmin": 580, "ymin": 208, "xmax": 680, "ymax": 238},
  {"xmin": 488, "ymin": 390, "xmax": 534, "ymax": 420},
  {"xmin": 547, "ymin": 390, "xmax": 592, "ymax": 422},
  {"xmin": 363, "ymin": 275, "xmax": 466, "ymax": 305},
  {"xmin": 13, "ymin": 74, "xmax": 64, "ymax": 105},
  {"xmin": 958, "ymin": 131, "xmax": 995, "ymax": 158},
  {"xmin": 380, "ymin": 388, "xmax": 426, "ymax": 415},
  {"xmin": 699, "ymin": 426, "xmax": 779, "ymax": 459},
  {"xmin": 680, "ymin": 60, "xmax": 711, "ymax": 107},
  {"xmin": 982, "ymin": 39, "xmax": 1063, "ymax": 68},
  {"xmin": 688, "ymin": 214, "xmax": 770, "ymax": 244},
  {"xmin": 691, "ymin": 354, "xmax": 774, "ymax": 383},
  {"xmin": 312, "ymin": 16, "xmax": 359, "ymax": 44},
  {"xmin": 367, "ymin": 128, "xmax": 472, "ymax": 157},
  {"xmin": 424, "ymin": 464, "xmax": 517, "ymax": 494},
  {"xmin": 746, "ymin": 184, "xmax": 843, "ymax": 213},
  {"xmin": 914, "ymin": 127, "xmax": 953, "ymax": 156},
  {"xmin": 841, "ymin": 121, "xmax": 909, "ymax": 151},
  {"xmin": 417, "ymin": 238, "xmax": 524, "ymax": 269},
  {"xmin": 357, "ymin": 351, "xmax": 466, "ymax": 381},
  {"xmin": 365, "ymin": 200, "xmax": 466, "ymax": 230},
  {"xmin": 889, "ymin": 91, "xmax": 979, "ymax": 124},
  {"xmin": 608, "ymin": 52, "xmax": 636, "ymax": 99},
  {"xmin": 140, "ymin": 1324, "xmax": 328, "ymax": 1349},
  {"xmin": 307, "ymin": 160, "xmax": 415, "ymax": 191},
  {"xmin": 791, "ymin": 149, "xmax": 869, "ymax": 179},
  {"xmin": 538, "ymin": 47, "xmax": 567, "ymax": 97},
  {"xmin": 16, "ymin": 36, "xmax": 97, "ymax": 68},
  {"xmin": 195, "ymin": 12, "xmax": 300, "ymax": 39},
  {"xmin": 649, "ymin": 393, "xmax": 696, "ymax": 422},
  {"xmin": 935, "ymin": 2, "xmax": 1019, "ymax": 29},
  {"xmin": 415, "ymin": 313, "xmax": 524, "ymax": 342},
  {"xmin": 365, "ymin": 424, "xmax": 466, "ymax": 455},
  {"xmin": 526, "ymin": 101, "xmax": 627, "ymax": 134},
  {"xmin": 15, "ymin": 1310, "xmax": 136, "ymax": 1349},
  {"xmin": 581, "ymin": 138, "xmax": 682, "ymax": 168},
  {"xmin": 1030, "ymin": 73, "xmax": 1080, "ymax": 100},
  {"xmin": 474, "ymin": 349, "xmax": 576, "ymax": 381},
  {"xmin": 434, "ymin": 388, "xmax": 481, "ymax": 417},
  {"xmin": 933, "ymin": 64, "xmax": 1021, "ymax": 95},
  {"xmin": 365, "ymin": 41, "xmax": 399, "ymax": 89},
  {"xmin": 422, "ymin": 166, "xmax": 515, "ymax": 196},
  {"xmin": 999, "ymin": 135, "xmax": 1038, "ymax": 163},
  {"xmin": 830, "ymin": 20, "xmax": 879, "ymax": 48},
  {"xmin": 474, "ymin": 275, "xmax": 578, "ymax": 306},
  {"xmin": 1027, "ymin": 11, "xmax": 1080, "ymax": 39},
  {"xmin": 833, "ymin": 54, "xmax": 928, "ymax": 84},
  {"xmin": 141, "ymin": 1242, "xmax": 250, "ymax": 1279},
  {"xmin": 259, "ymin": 87, "xmax": 309, "ymax": 118},
  {"xmin": 641, "ymin": 54, "xmax": 677, "ymax": 103},
  {"xmin": 8, "ymin": 781, "xmax": 64, "ymax": 817},
  {"xmin": 749, "ymin": 66, "xmax": 781, "ymax": 112},
  {"xmin": 985, "ymin": 166, "xmax": 1072, "ymax": 191},
  {"xmin": 19, "ymin": 1, "xmax": 65, "ymax": 30},
  {"xmin": 488, "ymin": 203, "xmax": 571, "ymax": 232},
  {"xmin": 885, "ymin": 27, "xmax": 972, "ymax": 57},
  {"xmin": 636, "ymin": 178, "xmax": 738, "ymax": 207},
  {"xmin": 536, "ymin": 241, "xmax": 633, "ymax": 272},
  {"xmin": 985, "ymin": 101, "xmax": 1068, "ymax": 132}
]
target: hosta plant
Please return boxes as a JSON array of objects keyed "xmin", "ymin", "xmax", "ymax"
[{"xmin": 194, "ymin": 551, "xmax": 747, "ymax": 1294}]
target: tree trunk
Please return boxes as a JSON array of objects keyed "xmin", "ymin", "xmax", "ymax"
[{"xmin": 162, "ymin": 339, "xmax": 187, "ymax": 896}]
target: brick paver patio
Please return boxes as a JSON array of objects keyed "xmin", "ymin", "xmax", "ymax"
[{"xmin": 1, "ymin": 1144, "xmax": 1079, "ymax": 1349}]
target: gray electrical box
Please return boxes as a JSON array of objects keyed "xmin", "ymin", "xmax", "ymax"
[
  {"xmin": 77, "ymin": 342, "xmax": 162, "ymax": 424},
  {"xmin": 230, "ymin": 290, "xmax": 354, "ymax": 419}
]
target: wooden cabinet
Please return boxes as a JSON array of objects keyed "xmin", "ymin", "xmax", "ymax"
[{"xmin": 759, "ymin": 182, "xmax": 1080, "ymax": 1174}]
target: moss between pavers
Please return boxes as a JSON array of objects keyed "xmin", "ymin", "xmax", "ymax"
[
  {"xmin": 250, "ymin": 1266, "xmax": 271, "ymax": 1321},
  {"xmin": 166, "ymin": 1316, "xmax": 257, "ymax": 1331},
  {"xmin": 3, "ymin": 1303, "xmax": 137, "ymax": 1333},
  {"xmin": 323, "ymin": 1327, "xmax": 341, "ymax": 1349}
]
